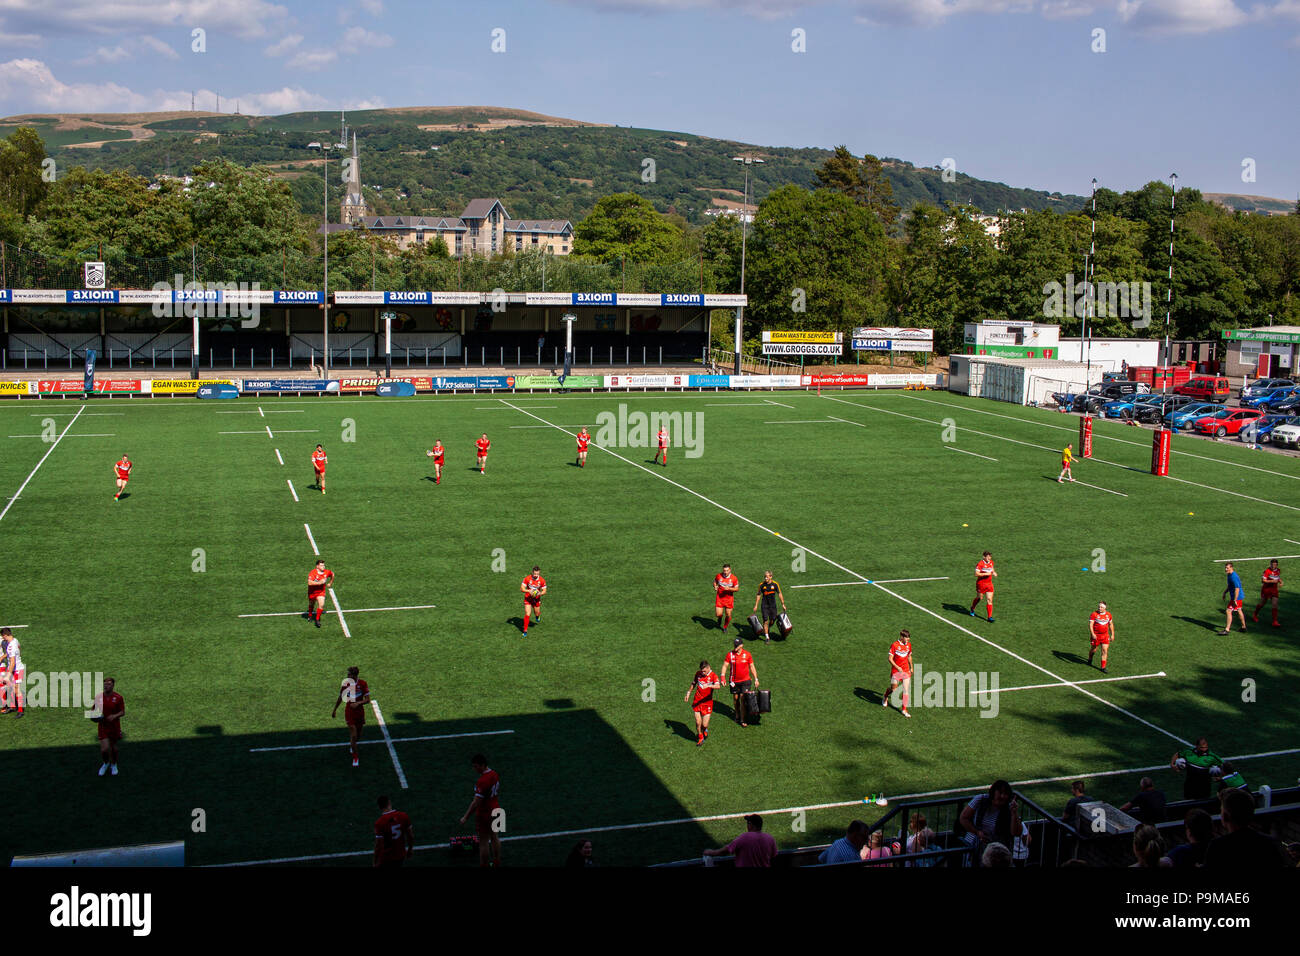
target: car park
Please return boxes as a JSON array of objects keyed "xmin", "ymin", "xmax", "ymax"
[
  {"xmin": 1241, "ymin": 385, "xmax": 1298, "ymax": 409},
  {"xmin": 1166, "ymin": 402, "xmax": 1224, "ymax": 430},
  {"xmin": 1240, "ymin": 414, "xmax": 1300, "ymax": 444},
  {"xmin": 1239, "ymin": 377, "xmax": 1294, "ymax": 400},
  {"xmin": 1272, "ymin": 421, "xmax": 1300, "ymax": 448},
  {"xmin": 1255, "ymin": 386, "xmax": 1300, "ymax": 412},
  {"xmin": 1174, "ymin": 376, "xmax": 1232, "ymax": 401},
  {"xmin": 1137, "ymin": 394, "xmax": 1192, "ymax": 424},
  {"xmin": 1192, "ymin": 407, "xmax": 1262, "ymax": 438}
]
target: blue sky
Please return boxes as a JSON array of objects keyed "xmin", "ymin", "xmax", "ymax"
[{"xmin": 0, "ymin": 0, "xmax": 1295, "ymax": 200}]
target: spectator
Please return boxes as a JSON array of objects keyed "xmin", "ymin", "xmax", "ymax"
[
  {"xmin": 982, "ymin": 842, "xmax": 1012, "ymax": 867},
  {"xmin": 1204, "ymin": 789, "xmax": 1289, "ymax": 869},
  {"xmin": 1062, "ymin": 780, "xmax": 1089, "ymax": 832},
  {"xmin": 1121, "ymin": 359, "xmax": 1129, "ymax": 377},
  {"xmin": 818, "ymin": 820, "xmax": 868, "ymax": 865},
  {"xmin": 1171, "ymin": 737, "xmax": 1226, "ymax": 800},
  {"xmin": 704, "ymin": 814, "xmax": 777, "ymax": 868},
  {"xmin": 1130, "ymin": 824, "xmax": 1172, "ymax": 867},
  {"xmin": 959, "ymin": 780, "xmax": 1020, "ymax": 861},
  {"xmin": 860, "ymin": 830, "xmax": 896, "ymax": 867},
  {"xmin": 565, "ymin": 839, "xmax": 595, "ymax": 867},
  {"xmin": 1217, "ymin": 762, "xmax": 1249, "ymax": 793},
  {"xmin": 905, "ymin": 812, "xmax": 938, "ymax": 868},
  {"xmin": 1120, "ymin": 777, "xmax": 1168, "ymax": 825},
  {"xmin": 1011, "ymin": 820, "xmax": 1032, "ymax": 866},
  {"xmin": 1166, "ymin": 809, "xmax": 1213, "ymax": 869}
]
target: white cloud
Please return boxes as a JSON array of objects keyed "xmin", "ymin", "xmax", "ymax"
[
  {"xmin": 1040, "ymin": 0, "xmax": 1094, "ymax": 18},
  {"xmin": 138, "ymin": 35, "xmax": 180, "ymax": 59},
  {"xmin": 0, "ymin": 0, "xmax": 289, "ymax": 41},
  {"xmin": 76, "ymin": 34, "xmax": 179, "ymax": 65},
  {"xmin": 1116, "ymin": 0, "xmax": 1247, "ymax": 34},
  {"xmin": 359, "ymin": 0, "xmax": 385, "ymax": 14},
  {"xmin": 263, "ymin": 32, "xmax": 303, "ymax": 56},
  {"xmin": 286, "ymin": 49, "xmax": 337, "ymax": 71},
  {"xmin": 342, "ymin": 26, "xmax": 394, "ymax": 47}
]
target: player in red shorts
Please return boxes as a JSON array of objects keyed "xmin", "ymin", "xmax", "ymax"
[
  {"xmin": 306, "ymin": 559, "xmax": 334, "ymax": 629},
  {"xmin": 721, "ymin": 636, "xmax": 759, "ymax": 727},
  {"xmin": 970, "ymin": 551, "xmax": 997, "ymax": 622},
  {"xmin": 520, "ymin": 566, "xmax": 547, "ymax": 634},
  {"xmin": 1087, "ymin": 601, "xmax": 1115, "ymax": 673},
  {"xmin": 459, "ymin": 754, "xmax": 502, "ymax": 867},
  {"xmin": 311, "ymin": 444, "xmax": 327, "ymax": 494},
  {"xmin": 476, "ymin": 433, "xmax": 491, "ymax": 474},
  {"xmin": 426, "ymin": 439, "xmax": 445, "ymax": 484},
  {"xmin": 1254, "ymin": 559, "xmax": 1281, "ymax": 627},
  {"xmin": 576, "ymin": 427, "xmax": 590, "ymax": 468},
  {"xmin": 713, "ymin": 563, "xmax": 739, "ymax": 633},
  {"xmin": 656, "ymin": 426, "xmax": 668, "ymax": 466},
  {"xmin": 373, "ymin": 794, "xmax": 413, "ymax": 867},
  {"xmin": 113, "ymin": 454, "xmax": 132, "ymax": 500},
  {"xmin": 881, "ymin": 629, "xmax": 913, "ymax": 718},
  {"xmin": 331, "ymin": 666, "xmax": 370, "ymax": 767},
  {"xmin": 93, "ymin": 677, "xmax": 125, "ymax": 776},
  {"xmin": 0, "ymin": 628, "xmax": 24, "ymax": 717},
  {"xmin": 686, "ymin": 659, "xmax": 721, "ymax": 746}
]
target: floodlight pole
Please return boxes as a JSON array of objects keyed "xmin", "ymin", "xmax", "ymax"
[
  {"xmin": 323, "ymin": 146, "xmax": 331, "ymax": 376},
  {"xmin": 1164, "ymin": 173, "xmax": 1178, "ymax": 394},
  {"xmin": 733, "ymin": 156, "xmax": 763, "ymax": 375},
  {"xmin": 1085, "ymin": 177, "xmax": 1097, "ymax": 382},
  {"xmin": 561, "ymin": 311, "xmax": 577, "ymax": 383}
]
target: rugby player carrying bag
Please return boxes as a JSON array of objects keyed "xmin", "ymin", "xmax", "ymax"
[{"xmin": 776, "ymin": 612, "xmax": 793, "ymax": 638}]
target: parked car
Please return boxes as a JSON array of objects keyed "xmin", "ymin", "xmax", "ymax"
[
  {"xmin": 1137, "ymin": 394, "xmax": 1192, "ymax": 424},
  {"xmin": 1256, "ymin": 386, "xmax": 1300, "ymax": 412},
  {"xmin": 1192, "ymin": 408, "xmax": 1262, "ymax": 438},
  {"xmin": 1240, "ymin": 414, "xmax": 1300, "ymax": 444},
  {"xmin": 1271, "ymin": 421, "xmax": 1300, "ymax": 448},
  {"xmin": 1101, "ymin": 393, "xmax": 1162, "ymax": 419},
  {"xmin": 1241, "ymin": 385, "xmax": 1299, "ymax": 409},
  {"xmin": 1239, "ymin": 377, "xmax": 1294, "ymax": 400},
  {"xmin": 1174, "ymin": 376, "xmax": 1232, "ymax": 401},
  {"xmin": 1166, "ymin": 402, "xmax": 1225, "ymax": 430},
  {"xmin": 1268, "ymin": 393, "xmax": 1300, "ymax": 414}
]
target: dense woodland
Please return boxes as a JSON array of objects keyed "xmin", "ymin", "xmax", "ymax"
[{"xmin": 0, "ymin": 124, "xmax": 1296, "ymax": 356}]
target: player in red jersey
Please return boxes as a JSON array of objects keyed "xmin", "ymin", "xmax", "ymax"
[
  {"xmin": 721, "ymin": 636, "xmax": 759, "ymax": 727},
  {"xmin": 459, "ymin": 754, "xmax": 502, "ymax": 867},
  {"xmin": 520, "ymin": 566, "xmax": 547, "ymax": 634},
  {"xmin": 306, "ymin": 559, "xmax": 334, "ymax": 628},
  {"xmin": 970, "ymin": 551, "xmax": 997, "ymax": 622},
  {"xmin": 426, "ymin": 439, "xmax": 446, "ymax": 484},
  {"xmin": 685, "ymin": 659, "xmax": 721, "ymax": 746},
  {"xmin": 1087, "ymin": 602, "xmax": 1114, "ymax": 673},
  {"xmin": 713, "ymin": 563, "xmax": 739, "ymax": 633},
  {"xmin": 655, "ymin": 426, "xmax": 668, "ymax": 466},
  {"xmin": 1254, "ymin": 559, "xmax": 1281, "ymax": 627},
  {"xmin": 373, "ymin": 794, "xmax": 414, "ymax": 867},
  {"xmin": 0, "ymin": 628, "xmax": 24, "ymax": 717},
  {"xmin": 332, "ymin": 666, "xmax": 370, "ymax": 767},
  {"xmin": 576, "ymin": 427, "xmax": 590, "ymax": 468},
  {"xmin": 113, "ymin": 454, "xmax": 132, "ymax": 500},
  {"xmin": 93, "ymin": 677, "xmax": 125, "ymax": 776},
  {"xmin": 476, "ymin": 433, "xmax": 491, "ymax": 474},
  {"xmin": 881, "ymin": 629, "xmax": 913, "ymax": 718},
  {"xmin": 311, "ymin": 444, "xmax": 327, "ymax": 494}
]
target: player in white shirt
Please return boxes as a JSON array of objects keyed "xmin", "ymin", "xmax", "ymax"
[{"xmin": 0, "ymin": 628, "xmax": 24, "ymax": 717}]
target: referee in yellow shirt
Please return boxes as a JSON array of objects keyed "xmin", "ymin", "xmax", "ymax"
[{"xmin": 1057, "ymin": 443, "xmax": 1074, "ymax": 483}]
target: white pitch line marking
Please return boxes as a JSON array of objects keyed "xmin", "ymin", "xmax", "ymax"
[
  {"xmin": 286, "ymin": 479, "xmax": 299, "ymax": 502},
  {"xmin": 764, "ymin": 399, "xmax": 796, "ymax": 409},
  {"xmin": 264, "ymin": 410, "xmax": 305, "ymax": 414},
  {"xmin": 9, "ymin": 433, "xmax": 114, "ymax": 438},
  {"xmin": 763, "ymin": 420, "xmax": 841, "ymax": 425},
  {"xmin": 29, "ymin": 412, "xmax": 123, "ymax": 416},
  {"xmin": 1285, "ymin": 539, "xmax": 1300, "ymax": 546},
  {"xmin": 497, "ymin": 398, "xmax": 1187, "ymax": 747},
  {"xmin": 1066, "ymin": 478, "xmax": 1128, "ymax": 497},
  {"xmin": 1214, "ymin": 555, "xmax": 1300, "ymax": 563},
  {"xmin": 827, "ymin": 416, "xmax": 865, "ymax": 427},
  {"xmin": 370, "ymin": 699, "xmax": 408, "ymax": 789},
  {"xmin": 972, "ymin": 672, "xmax": 1167, "ymax": 695},
  {"xmin": 474, "ymin": 405, "xmax": 556, "ymax": 410},
  {"xmin": 706, "ymin": 402, "xmax": 767, "ymax": 406},
  {"xmin": 303, "ymin": 523, "xmax": 319, "ymax": 555},
  {"xmin": 0, "ymin": 404, "xmax": 83, "ymax": 525},
  {"xmin": 215, "ymin": 410, "xmax": 259, "ymax": 415},
  {"xmin": 0, "ymin": 624, "xmax": 28, "ymax": 629},
  {"xmin": 945, "ymin": 446, "xmax": 998, "ymax": 461},
  {"xmin": 274, "ymin": 448, "xmax": 284, "ymax": 466},
  {"xmin": 238, "ymin": 604, "xmax": 437, "ymax": 619},
  {"xmin": 258, "ymin": 406, "xmax": 265, "ymax": 418},
  {"xmin": 248, "ymin": 728, "xmax": 513, "ymax": 753},
  {"xmin": 791, "ymin": 577, "xmax": 949, "ymax": 589},
  {"xmin": 219, "ymin": 430, "xmax": 265, "ymax": 434},
  {"xmin": 213, "ymin": 746, "xmax": 1300, "ymax": 866},
  {"xmin": 275, "ymin": 429, "xmax": 319, "ymax": 434},
  {"xmin": 265, "ymin": 424, "xmax": 274, "ymax": 439},
  {"xmin": 329, "ymin": 589, "xmax": 351, "ymax": 638}
]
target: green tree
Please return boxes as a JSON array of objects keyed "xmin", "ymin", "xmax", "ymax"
[
  {"xmin": 573, "ymin": 192, "xmax": 684, "ymax": 263},
  {"xmin": 0, "ymin": 126, "xmax": 49, "ymax": 220}
]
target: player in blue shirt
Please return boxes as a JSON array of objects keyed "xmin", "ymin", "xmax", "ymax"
[{"xmin": 1219, "ymin": 562, "xmax": 1246, "ymax": 635}]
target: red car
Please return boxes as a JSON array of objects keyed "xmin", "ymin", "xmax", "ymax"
[{"xmin": 1192, "ymin": 408, "xmax": 1262, "ymax": 437}]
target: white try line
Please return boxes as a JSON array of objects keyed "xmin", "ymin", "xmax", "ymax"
[
  {"xmin": 274, "ymin": 448, "xmax": 284, "ymax": 466},
  {"xmin": 286, "ymin": 479, "xmax": 298, "ymax": 502},
  {"xmin": 211, "ymin": 746, "xmax": 1300, "ymax": 866},
  {"xmin": 238, "ymin": 604, "xmax": 437, "ymax": 619},
  {"xmin": 791, "ymin": 577, "xmax": 949, "ymax": 589},
  {"xmin": 825, "ymin": 394, "xmax": 1299, "ymax": 513},
  {"xmin": 1214, "ymin": 555, "xmax": 1300, "ymax": 563},
  {"xmin": 497, "ymin": 398, "xmax": 1188, "ymax": 747},
  {"xmin": 0, "ymin": 404, "xmax": 83, "ymax": 525},
  {"xmin": 370, "ymin": 699, "xmax": 408, "ymax": 789},
  {"xmin": 945, "ymin": 446, "xmax": 998, "ymax": 462},
  {"xmin": 1065, "ymin": 477, "xmax": 1128, "ymax": 498},
  {"xmin": 972, "ymin": 672, "xmax": 1168, "ymax": 696},
  {"xmin": 249, "ymin": 728, "xmax": 514, "ymax": 753},
  {"xmin": 764, "ymin": 399, "xmax": 796, "ymax": 409}
]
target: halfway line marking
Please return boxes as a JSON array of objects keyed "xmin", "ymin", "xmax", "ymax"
[{"xmin": 238, "ymin": 604, "xmax": 437, "ymax": 619}]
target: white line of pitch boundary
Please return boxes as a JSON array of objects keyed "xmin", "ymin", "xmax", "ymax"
[
  {"xmin": 944, "ymin": 446, "xmax": 998, "ymax": 462},
  {"xmin": 248, "ymin": 728, "xmax": 514, "ymax": 753},
  {"xmin": 370, "ymin": 699, "xmax": 408, "ymax": 790},
  {"xmin": 1214, "ymin": 555, "xmax": 1300, "ymax": 563},
  {"xmin": 823, "ymin": 394, "xmax": 1298, "ymax": 513},
  {"xmin": 0, "ymin": 405, "xmax": 83, "ymax": 525},
  {"xmin": 286, "ymin": 479, "xmax": 298, "ymax": 502},
  {"xmin": 973, "ymin": 672, "xmax": 1167, "ymax": 695},
  {"xmin": 209, "ymin": 746, "xmax": 1300, "ymax": 866},
  {"xmin": 237, "ymin": 604, "xmax": 437, "ymax": 619},
  {"xmin": 791, "ymin": 577, "xmax": 950, "ymax": 589},
  {"xmin": 497, "ymin": 398, "xmax": 1188, "ymax": 747}
]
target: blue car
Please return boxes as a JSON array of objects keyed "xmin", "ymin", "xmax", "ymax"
[
  {"xmin": 1256, "ymin": 386, "xmax": 1300, "ymax": 411},
  {"xmin": 1166, "ymin": 402, "xmax": 1224, "ymax": 430},
  {"xmin": 1242, "ymin": 386, "xmax": 1298, "ymax": 409},
  {"xmin": 1241, "ymin": 414, "xmax": 1300, "ymax": 443},
  {"xmin": 1239, "ymin": 377, "xmax": 1294, "ymax": 400},
  {"xmin": 1101, "ymin": 394, "xmax": 1162, "ymax": 419}
]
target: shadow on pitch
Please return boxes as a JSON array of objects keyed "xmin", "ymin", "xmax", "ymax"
[
  {"xmin": 115, "ymin": 492, "xmax": 131, "ymax": 501},
  {"xmin": 1171, "ymin": 615, "xmax": 1222, "ymax": 632},
  {"xmin": 942, "ymin": 602, "xmax": 977, "ymax": 618},
  {"xmin": 854, "ymin": 686, "xmax": 882, "ymax": 706},
  {"xmin": 663, "ymin": 719, "xmax": 696, "ymax": 743},
  {"xmin": 1051, "ymin": 650, "xmax": 1092, "ymax": 667},
  {"xmin": 690, "ymin": 615, "xmax": 721, "ymax": 631}
]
